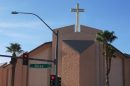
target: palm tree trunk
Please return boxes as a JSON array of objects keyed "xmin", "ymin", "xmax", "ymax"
[
  {"xmin": 105, "ymin": 46, "xmax": 112, "ymax": 86},
  {"xmin": 11, "ymin": 52, "xmax": 17, "ymax": 86},
  {"xmin": 11, "ymin": 63, "xmax": 16, "ymax": 86},
  {"xmin": 106, "ymin": 73, "xmax": 109, "ymax": 86},
  {"xmin": 106, "ymin": 58, "xmax": 109, "ymax": 86},
  {"xmin": 105, "ymin": 57, "xmax": 109, "ymax": 86},
  {"xmin": 104, "ymin": 44, "xmax": 110, "ymax": 86},
  {"xmin": 106, "ymin": 57, "xmax": 112, "ymax": 86}
]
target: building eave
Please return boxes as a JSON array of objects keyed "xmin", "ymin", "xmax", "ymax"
[
  {"xmin": 29, "ymin": 42, "xmax": 52, "ymax": 54},
  {"xmin": 112, "ymin": 45, "xmax": 129, "ymax": 58}
]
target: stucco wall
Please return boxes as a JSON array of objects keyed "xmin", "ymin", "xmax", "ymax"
[
  {"xmin": 0, "ymin": 66, "xmax": 3, "ymax": 86},
  {"xmin": 110, "ymin": 57, "xmax": 123, "ymax": 86},
  {"xmin": 124, "ymin": 58, "xmax": 130, "ymax": 86},
  {"xmin": 0, "ymin": 64, "xmax": 12, "ymax": 86},
  {"xmin": 14, "ymin": 59, "xmax": 27, "ymax": 86},
  {"xmin": 7, "ymin": 65, "xmax": 12, "ymax": 86},
  {"xmin": 0, "ymin": 25, "xmax": 128, "ymax": 86},
  {"xmin": 62, "ymin": 41, "xmax": 80, "ymax": 86},
  {"xmin": 52, "ymin": 25, "xmax": 126, "ymax": 86},
  {"xmin": 53, "ymin": 25, "xmax": 102, "ymax": 86},
  {"xmin": 52, "ymin": 25, "xmax": 101, "ymax": 76},
  {"xmin": 28, "ymin": 44, "xmax": 52, "ymax": 86},
  {"xmin": 80, "ymin": 43, "xmax": 97, "ymax": 86}
]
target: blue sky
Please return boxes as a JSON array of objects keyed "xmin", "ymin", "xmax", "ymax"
[{"xmin": 0, "ymin": 0, "xmax": 130, "ymax": 63}]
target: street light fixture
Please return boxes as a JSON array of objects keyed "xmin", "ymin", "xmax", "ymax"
[
  {"xmin": 11, "ymin": 11, "xmax": 59, "ymax": 86},
  {"xmin": 11, "ymin": 11, "xmax": 57, "ymax": 35}
]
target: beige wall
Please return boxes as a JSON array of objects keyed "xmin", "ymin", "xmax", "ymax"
[
  {"xmin": 61, "ymin": 41, "xmax": 105, "ymax": 86},
  {"xmin": 2, "ymin": 67, "xmax": 8, "ymax": 86},
  {"xmin": 53, "ymin": 25, "xmax": 103, "ymax": 86},
  {"xmin": 52, "ymin": 25, "xmax": 101, "ymax": 76},
  {"xmin": 0, "ymin": 64, "xmax": 12, "ymax": 86},
  {"xmin": 14, "ymin": 59, "xmax": 28, "ymax": 86},
  {"xmin": 0, "ymin": 66, "xmax": 3, "ymax": 86},
  {"xmin": 124, "ymin": 58, "xmax": 130, "ymax": 86},
  {"xmin": 52, "ymin": 25, "xmax": 127, "ymax": 86},
  {"xmin": 80, "ymin": 43, "xmax": 98, "ymax": 86},
  {"xmin": 14, "ymin": 59, "xmax": 23, "ymax": 86},
  {"xmin": 7, "ymin": 65, "xmax": 12, "ymax": 86},
  {"xmin": 0, "ymin": 25, "xmax": 130, "ymax": 86},
  {"xmin": 0, "ymin": 59, "xmax": 28, "ymax": 86},
  {"xmin": 0, "ymin": 43, "xmax": 52, "ymax": 86},
  {"xmin": 110, "ymin": 57, "xmax": 123, "ymax": 86},
  {"xmin": 62, "ymin": 42, "xmax": 80, "ymax": 86},
  {"xmin": 28, "ymin": 43, "xmax": 52, "ymax": 86}
]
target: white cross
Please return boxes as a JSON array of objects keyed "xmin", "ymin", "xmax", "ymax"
[{"xmin": 71, "ymin": 3, "xmax": 84, "ymax": 32}]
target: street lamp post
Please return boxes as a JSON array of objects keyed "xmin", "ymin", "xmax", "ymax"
[{"xmin": 11, "ymin": 11, "xmax": 59, "ymax": 86}]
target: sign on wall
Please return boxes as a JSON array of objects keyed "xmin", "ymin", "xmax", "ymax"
[{"xmin": 30, "ymin": 64, "xmax": 52, "ymax": 68}]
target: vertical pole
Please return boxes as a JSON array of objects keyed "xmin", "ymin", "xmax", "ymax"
[
  {"xmin": 26, "ymin": 63, "xmax": 29, "ymax": 86},
  {"xmin": 55, "ymin": 30, "xmax": 59, "ymax": 86},
  {"xmin": 11, "ymin": 55, "xmax": 17, "ymax": 86},
  {"xmin": 76, "ymin": 3, "xmax": 79, "ymax": 32}
]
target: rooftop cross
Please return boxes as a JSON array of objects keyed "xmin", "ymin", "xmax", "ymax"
[{"xmin": 71, "ymin": 3, "xmax": 84, "ymax": 32}]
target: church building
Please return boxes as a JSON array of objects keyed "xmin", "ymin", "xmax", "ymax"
[
  {"xmin": 0, "ymin": 3, "xmax": 130, "ymax": 86},
  {"xmin": 0, "ymin": 25, "xmax": 130, "ymax": 86}
]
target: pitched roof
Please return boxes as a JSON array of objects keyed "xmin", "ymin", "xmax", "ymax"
[
  {"xmin": 29, "ymin": 42, "xmax": 52, "ymax": 54},
  {"xmin": 124, "ymin": 53, "xmax": 130, "ymax": 58},
  {"xmin": 111, "ymin": 45, "xmax": 129, "ymax": 58},
  {"xmin": 0, "ymin": 62, "xmax": 8, "ymax": 67},
  {"xmin": 17, "ymin": 42, "xmax": 52, "ymax": 59}
]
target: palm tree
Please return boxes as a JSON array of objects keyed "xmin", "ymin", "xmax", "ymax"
[
  {"xmin": 96, "ymin": 30, "xmax": 117, "ymax": 86},
  {"xmin": 6, "ymin": 43, "xmax": 23, "ymax": 86}
]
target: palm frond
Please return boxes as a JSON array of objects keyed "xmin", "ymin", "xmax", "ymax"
[{"xmin": 6, "ymin": 43, "xmax": 23, "ymax": 56}]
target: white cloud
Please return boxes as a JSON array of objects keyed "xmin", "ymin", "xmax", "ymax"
[
  {"xmin": 0, "ymin": 21, "xmax": 42, "ymax": 29},
  {"xmin": 0, "ymin": 20, "xmax": 58, "ymax": 40},
  {"xmin": 0, "ymin": 28, "xmax": 36, "ymax": 40},
  {"xmin": 4, "ymin": 32, "xmax": 34, "ymax": 39},
  {"xmin": 0, "ymin": 21, "xmax": 43, "ymax": 39}
]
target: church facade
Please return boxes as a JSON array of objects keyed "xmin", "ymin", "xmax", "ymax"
[
  {"xmin": 0, "ymin": 25, "xmax": 130, "ymax": 86},
  {"xmin": 52, "ymin": 25, "xmax": 130, "ymax": 86}
]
